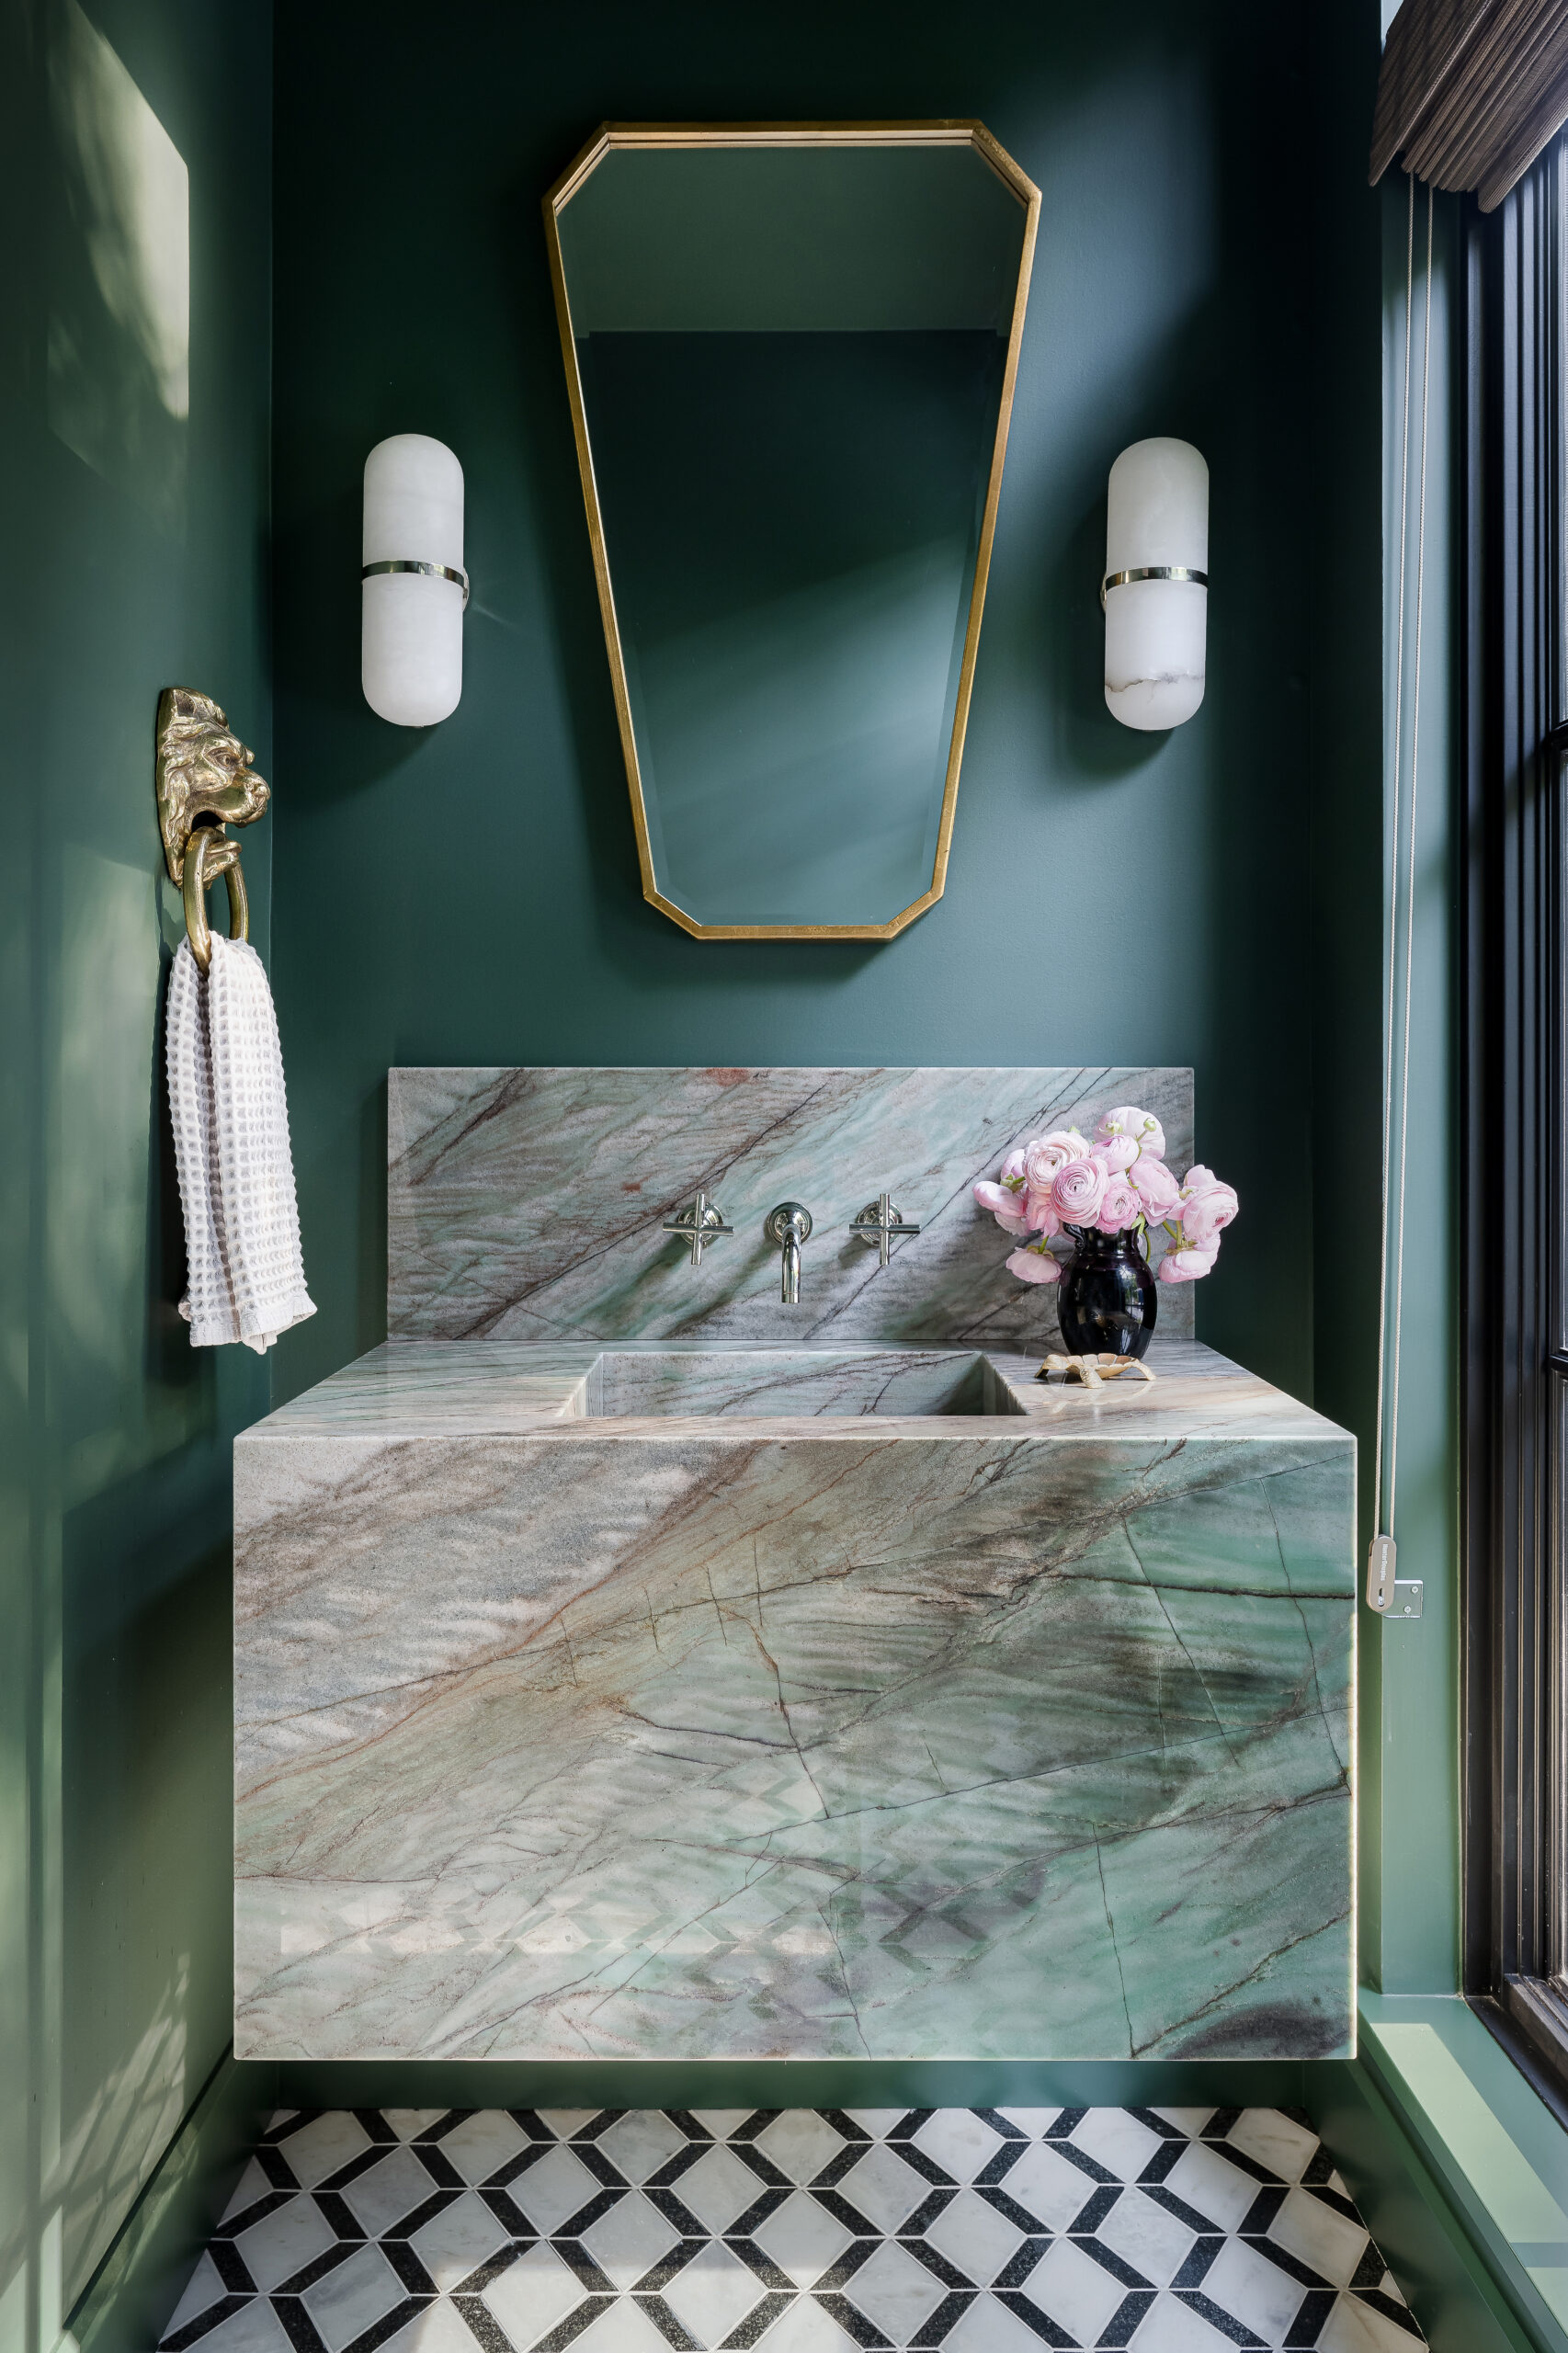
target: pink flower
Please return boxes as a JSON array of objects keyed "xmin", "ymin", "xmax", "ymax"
[
  {"xmin": 1023, "ymin": 1190, "xmax": 1062, "ymax": 1237},
  {"xmin": 1181, "ymin": 1165, "xmax": 1221, "ymax": 1196},
  {"xmin": 1051, "ymin": 1155, "xmax": 1108, "ymax": 1226},
  {"xmin": 1131, "ymin": 1156, "xmax": 1182, "ymax": 1218},
  {"xmin": 1023, "ymin": 1131, "xmax": 1089, "ymax": 1192},
  {"xmin": 998, "ymin": 1147, "xmax": 1028, "ymax": 1189},
  {"xmin": 1096, "ymin": 1106, "xmax": 1165, "ymax": 1160},
  {"xmin": 1096, "ymin": 1176, "xmax": 1142, "ymax": 1233},
  {"xmin": 1100, "ymin": 1135, "xmax": 1139, "ymax": 1173},
  {"xmin": 974, "ymin": 1179, "xmax": 1029, "ymax": 1233},
  {"xmin": 1181, "ymin": 1178, "xmax": 1239, "ymax": 1246},
  {"xmin": 1006, "ymin": 1245, "xmax": 1062, "ymax": 1285},
  {"xmin": 1158, "ymin": 1240, "xmax": 1220, "ymax": 1283}
]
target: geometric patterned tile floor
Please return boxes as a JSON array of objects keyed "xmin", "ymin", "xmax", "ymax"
[{"xmin": 157, "ymin": 2107, "xmax": 1428, "ymax": 2353}]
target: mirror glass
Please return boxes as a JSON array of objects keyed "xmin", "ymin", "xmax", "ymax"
[{"xmin": 549, "ymin": 130, "xmax": 1036, "ymax": 938}]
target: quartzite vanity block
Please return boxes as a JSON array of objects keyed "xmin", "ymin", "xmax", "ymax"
[{"xmin": 233, "ymin": 1339, "xmax": 1355, "ymax": 2063}]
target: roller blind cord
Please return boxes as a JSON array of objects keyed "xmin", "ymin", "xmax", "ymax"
[{"xmin": 1369, "ymin": 171, "xmax": 1434, "ymax": 1611}]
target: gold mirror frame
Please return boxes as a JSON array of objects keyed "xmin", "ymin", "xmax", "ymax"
[{"xmin": 543, "ymin": 122, "xmax": 1040, "ymax": 941}]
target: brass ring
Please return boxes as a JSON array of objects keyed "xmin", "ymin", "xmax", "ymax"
[
  {"xmin": 361, "ymin": 557, "xmax": 471, "ymax": 608},
  {"xmin": 183, "ymin": 827, "xmax": 248, "ymax": 974},
  {"xmin": 1100, "ymin": 564, "xmax": 1209, "ymax": 609}
]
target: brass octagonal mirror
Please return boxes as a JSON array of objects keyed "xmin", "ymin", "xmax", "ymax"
[{"xmin": 545, "ymin": 123, "xmax": 1039, "ymax": 939}]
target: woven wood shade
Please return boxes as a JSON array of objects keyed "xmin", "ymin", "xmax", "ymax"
[{"xmin": 1371, "ymin": 0, "xmax": 1568, "ymax": 209}]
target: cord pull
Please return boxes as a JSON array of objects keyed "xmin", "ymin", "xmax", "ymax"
[{"xmin": 1367, "ymin": 1533, "xmax": 1396, "ymax": 1613}]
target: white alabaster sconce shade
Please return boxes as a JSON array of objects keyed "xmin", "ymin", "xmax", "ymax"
[
  {"xmin": 361, "ymin": 433, "xmax": 466, "ymax": 726},
  {"xmin": 1103, "ymin": 437, "xmax": 1208, "ymax": 731}
]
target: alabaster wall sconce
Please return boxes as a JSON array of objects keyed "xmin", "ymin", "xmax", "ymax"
[
  {"xmin": 1102, "ymin": 437, "xmax": 1208, "ymax": 731},
  {"xmin": 361, "ymin": 433, "xmax": 468, "ymax": 726}
]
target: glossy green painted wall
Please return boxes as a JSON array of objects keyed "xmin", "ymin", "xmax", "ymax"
[
  {"xmin": 0, "ymin": 0, "xmax": 271, "ymax": 2343},
  {"xmin": 268, "ymin": 0, "xmax": 1347, "ymax": 1415}
]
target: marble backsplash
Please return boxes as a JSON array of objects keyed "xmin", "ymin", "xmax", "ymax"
[{"xmin": 387, "ymin": 1066, "xmax": 1195, "ymax": 1348}]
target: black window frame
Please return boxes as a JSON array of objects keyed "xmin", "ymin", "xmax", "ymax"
[{"xmin": 1460, "ymin": 131, "xmax": 1568, "ymax": 2109}]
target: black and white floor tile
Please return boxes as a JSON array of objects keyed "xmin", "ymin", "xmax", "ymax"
[{"xmin": 158, "ymin": 2105, "xmax": 1426, "ymax": 2353}]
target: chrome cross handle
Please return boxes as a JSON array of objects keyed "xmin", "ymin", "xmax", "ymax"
[
  {"xmin": 764, "ymin": 1202, "xmax": 813, "ymax": 1304},
  {"xmin": 663, "ymin": 1190, "xmax": 733, "ymax": 1267},
  {"xmin": 849, "ymin": 1193, "xmax": 922, "ymax": 1268}
]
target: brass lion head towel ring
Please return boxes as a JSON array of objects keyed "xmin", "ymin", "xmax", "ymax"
[
  {"xmin": 154, "ymin": 686, "xmax": 314, "ymax": 1354},
  {"xmin": 155, "ymin": 686, "xmax": 270, "ymax": 972}
]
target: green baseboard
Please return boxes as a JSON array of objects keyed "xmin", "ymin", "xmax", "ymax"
[
  {"xmin": 274, "ymin": 2055, "xmax": 1312, "ymax": 2114},
  {"xmin": 64, "ymin": 2054, "xmax": 277, "ymax": 2353}
]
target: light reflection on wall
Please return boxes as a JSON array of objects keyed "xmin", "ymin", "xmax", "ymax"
[{"xmin": 48, "ymin": 0, "xmax": 188, "ymax": 531}]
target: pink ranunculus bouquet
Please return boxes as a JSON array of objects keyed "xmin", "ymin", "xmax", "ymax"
[{"xmin": 971, "ymin": 1107, "xmax": 1237, "ymax": 1288}]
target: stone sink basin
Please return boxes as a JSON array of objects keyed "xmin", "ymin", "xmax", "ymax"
[
  {"xmin": 537, "ymin": 1343, "xmax": 1021, "ymax": 1418},
  {"xmin": 233, "ymin": 1337, "xmax": 1355, "ymax": 2065}
]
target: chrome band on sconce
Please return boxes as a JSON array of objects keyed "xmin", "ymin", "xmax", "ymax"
[
  {"xmin": 1099, "ymin": 563, "xmax": 1209, "ymax": 609},
  {"xmin": 361, "ymin": 557, "xmax": 471, "ymax": 608}
]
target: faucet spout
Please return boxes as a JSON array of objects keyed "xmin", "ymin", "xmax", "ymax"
[{"xmin": 764, "ymin": 1202, "xmax": 813, "ymax": 1305}]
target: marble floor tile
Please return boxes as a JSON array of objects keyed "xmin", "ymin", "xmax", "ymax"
[
  {"xmin": 299, "ymin": 2241, "xmax": 408, "ymax": 2352},
  {"xmin": 834, "ymin": 2143, "xmax": 931, "ymax": 2234},
  {"xmin": 920, "ymin": 2186, "xmax": 1031, "ymax": 2291},
  {"xmin": 407, "ymin": 2194, "xmax": 512, "ymax": 2293},
  {"xmin": 435, "ymin": 2111, "xmax": 533, "ymax": 2186},
  {"xmin": 341, "ymin": 2144, "xmax": 443, "ymax": 2238},
  {"xmin": 378, "ymin": 2302, "xmax": 477, "ymax": 2353},
  {"xmin": 906, "ymin": 2111, "xmax": 1005, "ymax": 2185},
  {"xmin": 232, "ymin": 2194, "xmax": 337, "ymax": 2295},
  {"xmin": 162, "ymin": 2253, "xmax": 230, "ymax": 2342},
  {"xmin": 1019, "ymin": 2235, "xmax": 1131, "ymax": 2342},
  {"xmin": 477, "ymin": 2242, "xmax": 585, "ymax": 2348},
  {"xmin": 578, "ymin": 2191, "xmax": 681, "ymax": 2290},
  {"xmin": 754, "ymin": 2110, "xmax": 846, "ymax": 2187},
  {"xmin": 666, "ymin": 2142, "xmax": 765, "ymax": 2236},
  {"xmin": 753, "ymin": 2190, "xmax": 857, "ymax": 2287},
  {"xmin": 842, "ymin": 2240, "xmax": 949, "ymax": 2341},
  {"xmin": 273, "ymin": 2111, "xmax": 376, "ymax": 2190},
  {"xmin": 660, "ymin": 2242, "xmax": 768, "ymax": 2345},
  {"xmin": 158, "ymin": 2104, "xmax": 1427, "ymax": 2352}
]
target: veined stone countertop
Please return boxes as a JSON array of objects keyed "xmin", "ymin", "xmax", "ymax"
[
  {"xmin": 233, "ymin": 1337, "xmax": 1355, "ymax": 2066},
  {"xmin": 248, "ymin": 1336, "xmax": 1335, "ymax": 1441}
]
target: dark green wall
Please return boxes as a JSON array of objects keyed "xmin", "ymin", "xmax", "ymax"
[
  {"xmin": 0, "ymin": 0, "xmax": 271, "ymax": 2340},
  {"xmin": 269, "ymin": 0, "xmax": 1363, "ymax": 1414}
]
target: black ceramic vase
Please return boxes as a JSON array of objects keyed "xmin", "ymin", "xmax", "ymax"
[{"xmin": 1056, "ymin": 1224, "xmax": 1158, "ymax": 1359}]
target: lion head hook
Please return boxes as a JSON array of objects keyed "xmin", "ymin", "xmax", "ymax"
[{"xmin": 155, "ymin": 686, "xmax": 269, "ymax": 888}]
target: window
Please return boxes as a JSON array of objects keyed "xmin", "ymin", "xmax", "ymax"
[{"xmin": 1461, "ymin": 131, "xmax": 1568, "ymax": 2103}]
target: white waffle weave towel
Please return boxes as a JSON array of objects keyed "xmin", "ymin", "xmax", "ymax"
[{"xmin": 166, "ymin": 933, "xmax": 316, "ymax": 1353}]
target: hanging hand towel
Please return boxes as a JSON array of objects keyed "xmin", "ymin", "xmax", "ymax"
[{"xmin": 166, "ymin": 932, "xmax": 315, "ymax": 1352}]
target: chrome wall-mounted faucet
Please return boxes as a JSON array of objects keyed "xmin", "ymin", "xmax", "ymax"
[
  {"xmin": 849, "ymin": 1193, "xmax": 921, "ymax": 1267},
  {"xmin": 764, "ymin": 1202, "xmax": 813, "ymax": 1303},
  {"xmin": 663, "ymin": 1190, "xmax": 733, "ymax": 1267}
]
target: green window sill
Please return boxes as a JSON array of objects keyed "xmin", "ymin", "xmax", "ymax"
[{"xmin": 1357, "ymin": 1990, "xmax": 1568, "ymax": 2352}]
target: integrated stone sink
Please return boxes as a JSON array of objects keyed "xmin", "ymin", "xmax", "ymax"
[
  {"xmin": 233, "ymin": 1336, "xmax": 1355, "ymax": 2065},
  {"xmin": 587, "ymin": 1346, "xmax": 1018, "ymax": 1417}
]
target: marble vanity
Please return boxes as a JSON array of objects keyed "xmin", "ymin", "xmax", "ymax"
[{"xmin": 233, "ymin": 1067, "xmax": 1355, "ymax": 2064}]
